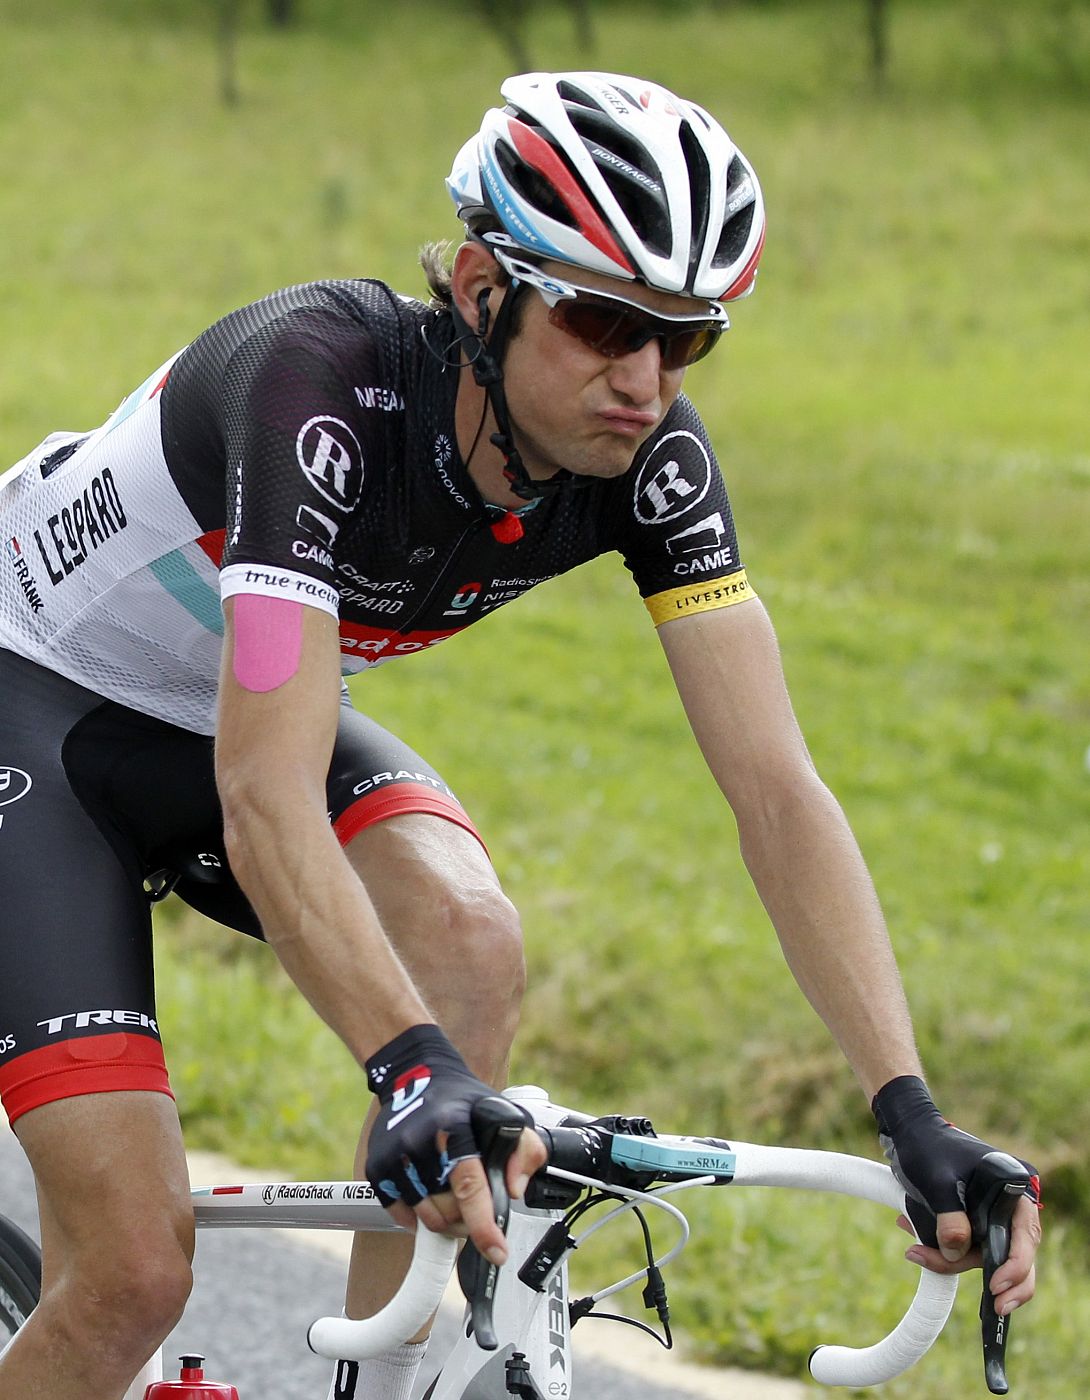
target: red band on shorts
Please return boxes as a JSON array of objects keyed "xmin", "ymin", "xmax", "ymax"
[
  {"xmin": 0, "ymin": 1034, "xmax": 174, "ymax": 1127},
  {"xmin": 332, "ymin": 781, "xmax": 488, "ymax": 855}
]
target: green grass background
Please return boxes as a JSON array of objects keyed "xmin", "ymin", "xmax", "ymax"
[{"xmin": 2, "ymin": 2, "xmax": 1087, "ymax": 1393}]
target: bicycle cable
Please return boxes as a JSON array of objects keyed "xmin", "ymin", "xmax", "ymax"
[
  {"xmin": 568, "ymin": 1203, "xmax": 673, "ymax": 1348},
  {"xmin": 538, "ymin": 1168, "xmax": 717, "ymax": 1348}
]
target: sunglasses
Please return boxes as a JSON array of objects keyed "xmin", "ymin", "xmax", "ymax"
[
  {"xmin": 490, "ymin": 246, "xmax": 729, "ymax": 372},
  {"xmin": 544, "ymin": 292, "xmax": 723, "ymax": 370}
]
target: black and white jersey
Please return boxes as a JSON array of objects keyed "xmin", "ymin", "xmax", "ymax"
[{"xmin": 0, "ymin": 280, "xmax": 754, "ymax": 734}]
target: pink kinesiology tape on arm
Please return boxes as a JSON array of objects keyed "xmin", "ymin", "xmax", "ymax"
[{"xmin": 231, "ymin": 594, "xmax": 305, "ymax": 692}]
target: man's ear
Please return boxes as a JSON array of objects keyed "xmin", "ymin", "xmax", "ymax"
[{"xmin": 451, "ymin": 241, "xmax": 505, "ymax": 330}]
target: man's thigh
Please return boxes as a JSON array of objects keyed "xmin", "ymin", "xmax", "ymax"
[
  {"xmin": 326, "ymin": 698, "xmax": 489, "ymax": 859},
  {"xmin": 327, "ymin": 703, "xmax": 509, "ymax": 966},
  {"xmin": 344, "ymin": 811, "xmax": 505, "ymax": 939},
  {"xmin": 15, "ymin": 1091, "xmax": 194, "ymax": 1278},
  {"xmin": 343, "ymin": 809, "xmax": 523, "ymax": 1081},
  {"xmin": 148, "ymin": 696, "xmax": 494, "ymax": 938}
]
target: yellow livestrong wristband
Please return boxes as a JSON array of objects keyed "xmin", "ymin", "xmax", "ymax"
[{"xmin": 644, "ymin": 569, "xmax": 756, "ymax": 627}]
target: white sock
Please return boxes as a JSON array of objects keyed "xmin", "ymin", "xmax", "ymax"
[{"xmin": 325, "ymin": 1339, "xmax": 428, "ymax": 1400}]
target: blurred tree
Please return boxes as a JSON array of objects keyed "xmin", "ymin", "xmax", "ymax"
[
  {"xmin": 477, "ymin": 0, "xmax": 596, "ymax": 69},
  {"xmin": 1044, "ymin": 0, "xmax": 1090, "ymax": 90},
  {"xmin": 867, "ymin": 0, "xmax": 889, "ymax": 89},
  {"xmin": 480, "ymin": 0, "xmax": 532, "ymax": 70},
  {"xmin": 570, "ymin": 0, "xmax": 596, "ymax": 51},
  {"xmin": 219, "ymin": 0, "xmax": 241, "ymax": 106},
  {"xmin": 267, "ymin": 0, "xmax": 296, "ymax": 24}
]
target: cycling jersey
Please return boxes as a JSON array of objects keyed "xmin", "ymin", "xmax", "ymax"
[{"xmin": 0, "ymin": 279, "xmax": 754, "ymax": 735}]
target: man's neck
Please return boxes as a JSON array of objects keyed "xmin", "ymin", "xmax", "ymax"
[{"xmin": 455, "ymin": 371, "xmax": 545, "ymax": 511}]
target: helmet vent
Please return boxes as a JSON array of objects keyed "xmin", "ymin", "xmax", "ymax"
[
  {"xmin": 678, "ymin": 120, "xmax": 712, "ymax": 277},
  {"xmin": 563, "ymin": 110, "xmax": 671, "ymax": 260},
  {"xmin": 712, "ymin": 154, "xmax": 757, "ymax": 268},
  {"xmin": 496, "ymin": 137, "xmax": 581, "ymax": 231},
  {"xmin": 556, "ymin": 80, "xmax": 602, "ymax": 112}
]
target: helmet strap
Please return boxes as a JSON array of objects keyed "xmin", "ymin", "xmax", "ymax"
[{"xmin": 451, "ymin": 281, "xmax": 573, "ymax": 502}]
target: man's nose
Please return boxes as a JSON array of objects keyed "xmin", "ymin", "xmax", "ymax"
[{"xmin": 606, "ymin": 336, "xmax": 665, "ymax": 403}]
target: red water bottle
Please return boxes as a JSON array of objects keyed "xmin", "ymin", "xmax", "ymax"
[{"xmin": 143, "ymin": 1353, "xmax": 240, "ymax": 1399}]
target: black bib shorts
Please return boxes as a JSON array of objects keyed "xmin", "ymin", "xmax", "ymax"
[{"xmin": 0, "ymin": 647, "xmax": 482, "ymax": 1127}]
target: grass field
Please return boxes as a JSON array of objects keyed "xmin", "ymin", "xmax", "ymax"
[{"xmin": 2, "ymin": 1, "xmax": 1087, "ymax": 1393}]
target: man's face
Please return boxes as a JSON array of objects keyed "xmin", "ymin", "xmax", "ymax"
[{"xmin": 498, "ymin": 263, "xmax": 713, "ymax": 483}]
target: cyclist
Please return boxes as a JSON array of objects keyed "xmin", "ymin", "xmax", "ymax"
[{"xmin": 0, "ymin": 72, "xmax": 1039, "ymax": 1400}]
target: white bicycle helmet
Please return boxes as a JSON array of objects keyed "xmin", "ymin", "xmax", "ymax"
[{"xmin": 448, "ymin": 71, "xmax": 765, "ymax": 302}]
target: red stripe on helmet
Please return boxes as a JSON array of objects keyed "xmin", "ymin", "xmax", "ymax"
[{"xmin": 506, "ymin": 118, "xmax": 635, "ymax": 275}]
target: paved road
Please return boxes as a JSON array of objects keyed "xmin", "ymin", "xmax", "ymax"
[{"xmin": 0, "ymin": 1124, "xmax": 804, "ymax": 1398}]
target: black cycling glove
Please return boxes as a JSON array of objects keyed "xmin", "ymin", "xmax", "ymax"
[
  {"xmin": 872, "ymin": 1075, "xmax": 1040, "ymax": 1249},
  {"xmin": 365, "ymin": 1023, "xmax": 527, "ymax": 1208}
]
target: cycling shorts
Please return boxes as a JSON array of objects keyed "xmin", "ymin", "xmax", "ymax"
[{"xmin": 0, "ymin": 647, "xmax": 484, "ymax": 1127}]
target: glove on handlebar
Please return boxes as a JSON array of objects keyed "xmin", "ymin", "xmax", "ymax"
[
  {"xmin": 872, "ymin": 1076, "xmax": 1040, "ymax": 1249},
  {"xmin": 365, "ymin": 1023, "xmax": 525, "ymax": 1208}
]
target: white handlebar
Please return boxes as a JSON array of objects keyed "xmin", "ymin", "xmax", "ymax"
[
  {"xmin": 725, "ymin": 1140, "xmax": 959, "ymax": 1386},
  {"xmin": 809, "ymin": 1268, "xmax": 957, "ymax": 1386},
  {"xmin": 303, "ymin": 1099, "xmax": 959, "ymax": 1382},
  {"xmin": 307, "ymin": 1228, "xmax": 457, "ymax": 1361}
]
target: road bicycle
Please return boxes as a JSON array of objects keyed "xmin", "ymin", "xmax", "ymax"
[{"xmin": 0, "ymin": 1084, "xmax": 1028, "ymax": 1398}]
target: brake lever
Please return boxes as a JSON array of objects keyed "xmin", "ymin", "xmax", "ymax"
[
  {"xmin": 965, "ymin": 1151, "xmax": 1031, "ymax": 1395},
  {"xmin": 456, "ymin": 1095, "xmax": 529, "ymax": 1350}
]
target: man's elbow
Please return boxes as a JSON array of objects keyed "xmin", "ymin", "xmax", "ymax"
[
  {"xmin": 215, "ymin": 753, "xmax": 296, "ymax": 884},
  {"xmin": 729, "ymin": 759, "xmax": 840, "ymax": 843},
  {"xmin": 216, "ymin": 758, "xmax": 329, "ymax": 886},
  {"xmin": 217, "ymin": 774, "xmax": 269, "ymax": 892}
]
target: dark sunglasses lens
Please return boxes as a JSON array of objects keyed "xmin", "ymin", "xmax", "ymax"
[
  {"xmin": 551, "ymin": 298, "xmax": 720, "ymax": 369},
  {"xmin": 553, "ymin": 300, "xmax": 632, "ymax": 355},
  {"xmin": 660, "ymin": 326, "xmax": 720, "ymax": 370}
]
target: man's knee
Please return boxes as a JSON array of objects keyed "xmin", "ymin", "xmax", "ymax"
[
  {"xmin": 412, "ymin": 876, "xmax": 527, "ymax": 1077},
  {"xmin": 60, "ymin": 1225, "xmax": 194, "ymax": 1351},
  {"xmin": 345, "ymin": 816, "xmax": 527, "ymax": 1075},
  {"xmin": 436, "ymin": 878, "xmax": 526, "ymax": 1002},
  {"xmin": 346, "ymin": 816, "xmax": 527, "ymax": 1010},
  {"xmin": 16, "ymin": 1091, "xmax": 195, "ymax": 1366}
]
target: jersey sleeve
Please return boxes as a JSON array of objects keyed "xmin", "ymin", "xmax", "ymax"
[
  {"xmin": 217, "ymin": 309, "xmax": 382, "ymax": 619},
  {"xmin": 616, "ymin": 394, "xmax": 757, "ymax": 627}
]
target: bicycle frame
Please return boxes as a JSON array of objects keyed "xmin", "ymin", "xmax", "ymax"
[
  {"xmin": 115, "ymin": 1180, "xmax": 569, "ymax": 1400},
  {"xmin": 119, "ymin": 1181, "xmax": 407, "ymax": 1400}
]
